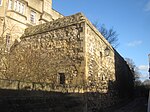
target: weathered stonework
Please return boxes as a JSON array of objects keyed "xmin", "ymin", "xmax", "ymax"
[
  {"xmin": 85, "ymin": 22, "xmax": 115, "ymax": 93},
  {"xmin": 0, "ymin": 13, "xmax": 134, "ymax": 111},
  {"xmin": 3, "ymin": 14, "xmax": 84, "ymax": 91},
  {"xmin": 5, "ymin": 13, "xmax": 116, "ymax": 92}
]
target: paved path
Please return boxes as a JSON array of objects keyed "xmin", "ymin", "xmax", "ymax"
[{"xmin": 114, "ymin": 97, "xmax": 147, "ymax": 112}]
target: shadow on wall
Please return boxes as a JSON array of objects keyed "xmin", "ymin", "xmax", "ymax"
[
  {"xmin": 0, "ymin": 89, "xmax": 85, "ymax": 112},
  {"xmin": 0, "ymin": 89, "xmax": 111, "ymax": 112},
  {"xmin": 0, "ymin": 87, "xmax": 120, "ymax": 112},
  {"xmin": 114, "ymin": 49, "xmax": 134, "ymax": 98},
  {"xmin": 0, "ymin": 50, "xmax": 136, "ymax": 112},
  {"xmin": 0, "ymin": 79, "xmax": 131, "ymax": 112}
]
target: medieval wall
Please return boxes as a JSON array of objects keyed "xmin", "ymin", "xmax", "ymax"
[
  {"xmin": 0, "ymin": 12, "xmax": 134, "ymax": 93},
  {"xmin": 114, "ymin": 50, "xmax": 134, "ymax": 98},
  {"xmin": 83, "ymin": 18, "xmax": 119, "ymax": 111},
  {"xmin": 0, "ymin": 13, "xmax": 134, "ymax": 111},
  {"xmin": 84, "ymin": 22, "xmax": 115, "ymax": 93},
  {"xmin": 4, "ymin": 13, "xmax": 86, "ymax": 92}
]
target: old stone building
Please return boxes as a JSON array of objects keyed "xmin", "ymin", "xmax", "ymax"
[
  {"xmin": 0, "ymin": 1, "xmax": 134, "ymax": 111},
  {"xmin": 4, "ymin": 13, "xmax": 114, "ymax": 92},
  {"xmin": 0, "ymin": 13, "xmax": 134, "ymax": 111},
  {"xmin": 1, "ymin": 12, "xmax": 134, "ymax": 95},
  {"xmin": 0, "ymin": 0, "xmax": 63, "ymax": 48}
]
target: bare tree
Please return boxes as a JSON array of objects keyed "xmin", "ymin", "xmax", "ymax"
[
  {"xmin": 93, "ymin": 22, "xmax": 119, "ymax": 48},
  {"xmin": 143, "ymin": 79, "xmax": 150, "ymax": 88},
  {"xmin": 125, "ymin": 58, "xmax": 141, "ymax": 81},
  {"xmin": 0, "ymin": 19, "xmax": 23, "ymax": 79}
]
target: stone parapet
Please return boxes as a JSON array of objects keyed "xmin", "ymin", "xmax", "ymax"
[{"xmin": 22, "ymin": 13, "xmax": 86, "ymax": 38}]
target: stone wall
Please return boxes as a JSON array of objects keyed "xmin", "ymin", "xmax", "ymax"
[
  {"xmin": 7, "ymin": 13, "xmax": 117, "ymax": 92},
  {"xmin": 6, "ymin": 13, "xmax": 86, "ymax": 90},
  {"xmin": 114, "ymin": 50, "xmax": 134, "ymax": 98},
  {"xmin": 0, "ymin": 13, "xmax": 134, "ymax": 111},
  {"xmin": 0, "ymin": 79, "xmax": 84, "ymax": 93},
  {"xmin": 84, "ymin": 21, "xmax": 115, "ymax": 93}
]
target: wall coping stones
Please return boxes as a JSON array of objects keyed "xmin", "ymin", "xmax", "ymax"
[
  {"xmin": 21, "ymin": 12, "xmax": 113, "ymax": 51},
  {"xmin": 21, "ymin": 13, "xmax": 86, "ymax": 38}
]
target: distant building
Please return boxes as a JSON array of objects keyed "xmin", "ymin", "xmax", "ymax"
[{"xmin": 0, "ymin": 0, "xmax": 63, "ymax": 48}]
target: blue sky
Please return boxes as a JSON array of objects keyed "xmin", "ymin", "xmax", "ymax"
[{"xmin": 53, "ymin": 0, "xmax": 150, "ymax": 81}]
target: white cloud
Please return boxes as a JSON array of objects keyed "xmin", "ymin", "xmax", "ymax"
[
  {"xmin": 145, "ymin": 0, "xmax": 150, "ymax": 11},
  {"xmin": 140, "ymin": 74, "xmax": 148, "ymax": 78},
  {"xmin": 138, "ymin": 65, "xmax": 149, "ymax": 71},
  {"xmin": 126, "ymin": 40, "xmax": 142, "ymax": 47}
]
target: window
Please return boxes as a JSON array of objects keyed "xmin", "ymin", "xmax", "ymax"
[
  {"xmin": 99, "ymin": 52, "xmax": 102, "ymax": 64},
  {"xmin": 0, "ymin": 0, "xmax": 3, "ymax": 6},
  {"xmin": 30, "ymin": 10, "xmax": 36, "ymax": 23},
  {"xmin": 18, "ymin": 2, "xmax": 21, "ymax": 12},
  {"xmin": 14, "ymin": 0, "xmax": 25, "ymax": 14},
  {"xmin": 21, "ymin": 3, "xmax": 25, "ymax": 14},
  {"xmin": 100, "ymin": 52, "xmax": 102, "ymax": 58},
  {"xmin": 8, "ymin": 0, "xmax": 13, "ymax": 10},
  {"xmin": 59, "ymin": 73, "xmax": 65, "ymax": 85},
  {"xmin": 14, "ymin": 0, "xmax": 17, "ymax": 10}
]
